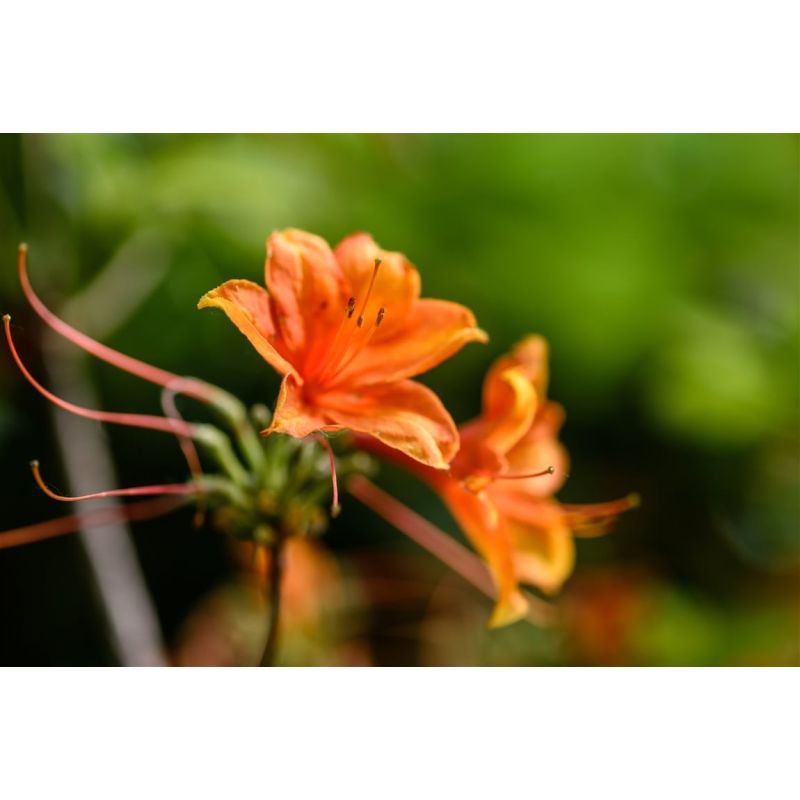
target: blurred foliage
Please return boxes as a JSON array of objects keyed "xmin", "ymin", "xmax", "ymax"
[{"xmin": 0, "ymin": 134, "xmax": 797, "ymax": 665}]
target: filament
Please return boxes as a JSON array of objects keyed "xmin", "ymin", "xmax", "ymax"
[
  {"xmin": 355, "ymin": 258, "xmax": 382, "ymax": 326},
  {"xmin": 327, "ymin": 306, "xmax": 385, "ymax": 379},
  {"xmin": 314, "ymin": 434, "xmax": 340, "ymax": 517},
  {"xmin": 0, "ymin": 495, "xmax": 188, "ymax": 550},
  {"xmin": 17, "ymin": 244, "xmax": 214, "ymax": 403},
  {"xmin": 3, "ymin": 314, "xmax": 198, "ymax": 438},
  {"xmin": 30, "ymin": 459, "xmax": 198, "ymax": 503},
  {"xmin": 494, "ymin": 466, "xmax": 555, "ymax": 481},
  {"xmin": 313, "ymin": 259, "xmax": 383, "ymax": 385},
  {"xmin": 309, "ymin": 296, "xmax": 355, "ymax": 380}
]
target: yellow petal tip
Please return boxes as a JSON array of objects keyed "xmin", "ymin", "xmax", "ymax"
[{"xmin": 487, "ymin": 592, "xmax": 529, "ymax": 629}]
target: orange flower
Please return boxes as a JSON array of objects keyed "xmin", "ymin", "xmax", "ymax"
[
  {"xmin": 376, "ymin": 336, "xmax": 638, "ymax": 628},
  {"xmin": 199, "ymin": 230, "xmax": 487, "ymax": 469},
  {"xmin": 445, "ymin": 336, "xmax": 639, "ymax": 626}
]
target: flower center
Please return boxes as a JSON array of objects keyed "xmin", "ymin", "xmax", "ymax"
[{"xmin": 311, "ymin": 258, "xmax": 385, "ymax": 386}]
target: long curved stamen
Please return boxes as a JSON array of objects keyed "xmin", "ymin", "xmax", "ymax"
[
  {"xmin": 0, "ymin": 495, "xmax": 189, "ymax": 550},
  {"xmin": 3, "ymin": 314, "xmax": 198, "ymax": 438},
  {"xmin": 313, "ymin": 434, "xmax": 340, "ymax": 517},
  {"xmin": 17, "ymin": 244, "xmax": 214, "ymax": 403},
  {"xmin": 30, "ymin": 460, "xmax": 198, "ymax": 503},
  {"xmin": 494, "ymin": 465, "xmax": 555, "ymax": 481}
]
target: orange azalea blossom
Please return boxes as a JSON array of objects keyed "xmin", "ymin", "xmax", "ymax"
[
  {"xmin": 199, "ymin": 230, "xmax": 487, "ymax": 469},
  {"xmin": 367, "ymin": 336, "xmax": 639, "ymax": 628}
]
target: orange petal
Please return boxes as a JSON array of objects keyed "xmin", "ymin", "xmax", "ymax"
[
  {"xmin": 315, "ymin": 380, "xmax": 460, "ymax": 469},
  {"xmin": 480, "ymin": 366, "xmax": 538, "ymax": 456},
  {"xmin": 562, "ymin": 493, "xmax": 640, "ymax": 538},
  {"xmin": 265, "ymin": 374, "xmax": 327, "ymax": 439},
  {"xmin": 488, "ymin": 493, "xmax": 575, "ymax": 593},
  {"xmin": 265, "ymin": 229, "xmax": 347, "ymax": 367},
  {"xmin": 486, "ymin": 335, "xmax": 550, "ymax": 405},
  {"xmin": 504, "ymin": 515, "xmax": 575, "ymax": 594},
  {"xmin": 334, "ymin": 298, "xmax": 488, "ymax": 387},
  {"xmin": 439, "ymin": 482, "xmax": 528, "ymax": 628},
  {"xmin": 333, "ymin": 232, "xmax": 420, "ymax": 340},
  {"xmin": 449, "ymin": 419, "xmax": 508, "ymax": 489},
  {"xmin": 497, "ymin": 407, "xmax": 570, "ymax": 498},
  {"xmin": 198, "ymin": 279, "xmax": 298, "ymax": 379}
]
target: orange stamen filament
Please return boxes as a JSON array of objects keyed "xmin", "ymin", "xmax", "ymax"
[
  {"xmin": 313, "ymin": 434, "xmax": 340, "ymax": 517},
  {"xmin": 3, "ymin": 314, "xmax": 198, "ymax": 438},
  {"xmin": 314, "ymin": 259, "xmax": 383, "ymax": 385},
  {"xmin": 494, "ymin": 465, "xmax": 555, "ymax": 481},
  {"xmin": 30, "ymin": 459, "xmax": 198, "ymax": 503},
  {"xmin": 355, "ymin": 258, "xmax": 382, "ymax": 326},
  {"xmin": 310, "ymin": 296, "xmax": 355, "ymax": 380},
  {"xmin": 328, "ymin": 306, "xmax": 384, "ymax": 379}
]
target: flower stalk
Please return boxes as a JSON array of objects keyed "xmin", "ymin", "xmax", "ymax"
[{"xmin": 259, "ymin": 540, "xmax": 284, "ymax": 666}]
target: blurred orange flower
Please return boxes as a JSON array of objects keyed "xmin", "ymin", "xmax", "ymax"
[
  {"xmin": 365, "ymin": 336, "xmax": 638, "ymax": 627},
  {"xmin": 199, "ymin": 230, "xmax": 487, "ymax": 468},
  {"xmin": 175, "ymin": 538, "xmax": 368, "ymax": 666},
  {"xmin": 238, "ymin": 537, "xmax": 343, "ymax": 632},
  {"xmin": 436, "ymin": 336, "xmax": 638, "ymax": 626}
]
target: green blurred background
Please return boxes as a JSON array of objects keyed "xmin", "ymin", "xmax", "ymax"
[{"xmin": 0, "ymin": 134, "xmax": 797, "ymax": 665}]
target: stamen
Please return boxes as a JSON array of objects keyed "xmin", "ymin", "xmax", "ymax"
[
  {"xmin": 30, "ymin": 459, "xmax": 198, "ymax": 503},
  {"xmin": 355, "ymin": 258, "xmax": 382, "ymax": 327},
  {"xmin": 312, "ymin": 260, "xmax": 383, "ymax": 385},
  {"xmin": 306, "ymin": 296, "xmax": 357, "ymax": 380},
  {"xmin": 494, "ymin": 465, "xmax": 555, "ymax": 481},
  {"xmin": 329, "ymin": 306, "xmax": 385, "ymax": 377},
  {"xmin": 3, "ymin": 314, "xmax": 197, "ymax": 438},
  {"xmin": 0, "ymin": 495, "xmax": 188, "ymax": 550},
  {"xmin": 16, "ymin": 244, "xmax": 214, "ymax": 403},
  {"xmin": 313, "ymin": 434, "xmax": 340, "ymax": 517}
]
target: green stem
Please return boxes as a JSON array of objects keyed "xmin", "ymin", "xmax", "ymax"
[
  {"xmin": 195, "ymin": 475, "xmax": 250, "ymax": 508},
  {"xmin": 202, "ymin": 385, "xmax": 266, "ymax": 474},
  {"xmin": 193, "ymin": 424, "xmax": 250, "ymax": 487},
  {"xmin": 259, "ymin": 540, "xmax": 284, "ymax": 667}
]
